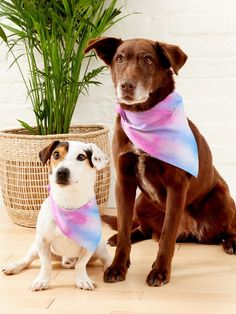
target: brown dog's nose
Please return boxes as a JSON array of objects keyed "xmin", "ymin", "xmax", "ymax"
[{"xmin": 121, "ymin": 80, "xmax": 136, "ymax": 92}]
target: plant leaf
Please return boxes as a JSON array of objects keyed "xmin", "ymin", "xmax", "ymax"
[
  {"xmin": 8, "ymin": 53, "xmax": 25, "ymax": 70},
  {"xmin": 82, "ymin": 66, "xmax": 107, "ymax": 84},
  {"xmin": 0, "ymin": 22, "xmax": 25, "ymax": 38},
  {"xmin": 0, "ymin": 25, "xmax": 7, "ymax": 43},
  {"xmin": 17, "ymin": 120, "xmax": 37, "ymax": 135}
]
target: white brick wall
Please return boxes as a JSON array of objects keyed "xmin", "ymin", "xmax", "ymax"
[{"xmin": 0, "ymin": 0, "xmax": 236, "ymax": 206}]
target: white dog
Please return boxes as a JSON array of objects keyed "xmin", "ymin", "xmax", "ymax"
[{"xmin": 2, "ymin": 140, "xmax": 112, "ymax": 291}]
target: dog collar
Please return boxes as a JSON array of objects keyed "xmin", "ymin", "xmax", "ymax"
[
  {"xmin": 117, "ymin": 92, "xmax": 199, "ymax": 177},
  {"xmin": 48, "ymin": 190, "xmax": 102, "ymax": 252}
]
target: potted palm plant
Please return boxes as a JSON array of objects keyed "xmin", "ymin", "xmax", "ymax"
[{"xmin": 0, "ymin": 0, "xmax": 124, "ymax": 227}]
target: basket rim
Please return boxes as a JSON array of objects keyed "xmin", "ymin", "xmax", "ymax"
[{"xmin": 0, "ymin": 124, "xmax": 109, "ymax": 140}]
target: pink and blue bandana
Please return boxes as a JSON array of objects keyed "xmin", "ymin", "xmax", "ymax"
[
  {"xmin": 49, "ymin": 193, "xmax": 102, "ymax": 252},
  {"xmin": 117, "ymin": 92, "xmax": 199, "ymax": 177}
]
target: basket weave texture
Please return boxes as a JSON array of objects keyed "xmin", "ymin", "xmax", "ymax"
[{"xmin": 0, "ymin": 125, "xmax": 110, "ymax": 228}]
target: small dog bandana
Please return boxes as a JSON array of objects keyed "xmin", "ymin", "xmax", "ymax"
[
  {"xmin": 117, "ymin": 92, "xmax": 199, "ymax": 177},
  {"xmin": 48, "ymin": 191, "xmax": 102, "ymax": 252}
]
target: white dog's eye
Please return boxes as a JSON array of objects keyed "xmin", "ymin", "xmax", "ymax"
[
  {"xmin": 53, "ymin": 151, "xmax": 60, "ymax": 160},
  {"xmin": 77, "ymin": 154, "xmax": 86, "ymax": 161}
]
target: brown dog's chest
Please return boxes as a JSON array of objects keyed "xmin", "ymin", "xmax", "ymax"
[
  {"xmin": 114, "ymin": 120, "xmax": 169, "ymax": 208},
  {"xmin": 133, "ymin": 145, "xmax": 166, "ymax": 207}
]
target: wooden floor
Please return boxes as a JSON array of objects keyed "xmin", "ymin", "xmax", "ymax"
[{"xmin": 1, "ymin": 209, "xmax": 236, "ymax": 314}]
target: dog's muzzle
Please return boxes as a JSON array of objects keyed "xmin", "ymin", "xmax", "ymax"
[{"xmin": 56, "ymin": 167, "xmax": 70, "ymax": 185}]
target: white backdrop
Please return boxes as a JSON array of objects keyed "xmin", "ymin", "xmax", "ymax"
[{"xmin": 1, "ymin": 0, "xmax": 236, "ymax": 207}]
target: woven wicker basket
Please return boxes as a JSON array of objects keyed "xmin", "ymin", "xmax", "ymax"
[{"xmin": 0, "ymin": 125, "xmax": 110, "ymax": 228}]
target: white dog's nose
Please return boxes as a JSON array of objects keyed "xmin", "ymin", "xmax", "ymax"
[{"xmin": 56, "ymin": 167, "xmax": 70, "ymax": 185}]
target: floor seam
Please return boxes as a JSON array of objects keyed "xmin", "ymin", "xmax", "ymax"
[{"xmin": 46, "ymin": 298, "xmax": 55, "ymax": 310}]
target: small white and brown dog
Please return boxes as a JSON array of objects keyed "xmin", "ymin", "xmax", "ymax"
[{"xmin": 2, "ymin": 140, "xmax": 112, "ymax": 291}]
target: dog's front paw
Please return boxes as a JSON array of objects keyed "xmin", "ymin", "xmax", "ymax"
[
  {"xmin": 76, "ymin": 277, "xmax": 97, "ymax": 291},
  {"xmin": 103, "ymin": 264, "xmax": 128, "ymax": 283},
  {"xmin": 2, "ymin": 263, "xmax": 21, "ymax": 275},
  {"xmin": 30, "ymin": 278, "xmax": 49, "ymax": 291},
  {"xmin": 146, "ymin": 267, "xmax": 170, "ymax": 287},
  {"xmin": 223, "ymin": 236, "xmax": 236, "ymax": 255}
]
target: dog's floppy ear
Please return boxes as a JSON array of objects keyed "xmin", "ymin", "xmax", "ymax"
[
  {"xmin": 39, "ymin": 140, "xmax": 60, "ymax": 166},
  {"xmin": 86, "ymin": 143, "xmax": 109, "ymax": 170},
  {"xmin": 84, "ymin": 37, "xmax": 123, "ymax": 66},
  {"xmin": 155, "ymin": 42, "xmax": 187, "ymax": 75}
]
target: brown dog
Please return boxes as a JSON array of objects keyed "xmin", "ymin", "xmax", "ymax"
[{"xmin": 85, "ymin": 37, "xmax": 236, "ymax": 287}]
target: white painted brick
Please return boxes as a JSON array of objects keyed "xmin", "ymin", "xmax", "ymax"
[
  {"xmin": 179, "ymin": 35, "xmax": 235, "ymax": 58},
  {"xmin": 106, "ymin": 14, "xmax": 171, "ymax": 42},
  {"xmin": 185, "ymin": 0, "xmax": 236, "ymax": 13},
  {"xmin": 175, "ymin": 78, "xmax": 204, "ymax": 102},
  {"xmin": 0, "ymin": 82, "xmax": 27, "ymax": 105},
  {"xmin": 0, "ymin": 60, "xmax": 28, "ymax": 83},
  {"xmin": 105, "ymin": 13, "xmax": 153, "ymax": 39},
  {"xmin": 199, "ymin": 78, "xmax": 236, "ymax": 100},
  {"xmin": 176, "ymin": 78, "xmax": 236, "ymax": 102},
  {"xmin": 169, "ymin": 14, "xmax": 230, "ymax": 35},
  {"xmin": 126, "ymin": 0, "xmax": 194, "ymax": 15},
  {"xmin": 199, "ymin": 123, "xmax": 236, "ymax": 146},
  {"xmin": 182, "ymin": 99, "xmax": 236, "ymax": 125},
  {"xmin": 182, "ymin": 57, "xmax": 236, "ymax": 79},
  {"xmin": 149, "ymin": 15, "xmax": 172, "ymax": 41},
  {"xmin": 231, "ymin": 12, "xmax": 236, "ymax": 33}
]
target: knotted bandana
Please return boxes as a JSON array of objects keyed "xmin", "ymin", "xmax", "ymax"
[
  {"xmin": 48, "ymin": 191, "xmax": 102, "ymax": 252},
  {"xmin": 117, "ymin": 92, "xmax": 199, "ymax": 177}
]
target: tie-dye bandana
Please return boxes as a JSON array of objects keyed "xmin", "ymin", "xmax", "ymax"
[
  {"xmin": 117, "ymin": 92, "xmax": 199, "ymax": 177},
  {"xmin": 49, "ymin": 193, "xmax": 102, "ymax": 252}
]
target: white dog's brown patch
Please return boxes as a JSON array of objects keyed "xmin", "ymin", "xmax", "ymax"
[{"xmin": 51, "ymin": 142, "xmax": 69, "ymax": 168}]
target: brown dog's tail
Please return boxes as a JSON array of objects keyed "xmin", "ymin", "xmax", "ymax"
[{"xmin": 102, "ymin": 215, "xmax": 139, "ymax": 231}]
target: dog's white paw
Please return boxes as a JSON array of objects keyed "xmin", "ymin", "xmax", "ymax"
[
  {"xmin": 30, "ymin": 278, "xmax": 49, "ymax": 291},
  {"xmin": 76, "ymin": 277, "xmax": 97, "ymax": 290},
  {"xmin": 2, "ymin": 263, "xmax": 22, "ymax": 275}
]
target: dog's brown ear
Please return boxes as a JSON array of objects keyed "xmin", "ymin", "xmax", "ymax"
[
  {"xmin": 84, "ymin": 37, "xmax": 123, "ymax": 66},
  {"xmin": 39, "ymin": 141, "xmax": 60, "ymax": 166},
  {"xmin": 155, "ymin": 42, "xmax": 187, "ymax": 75}
]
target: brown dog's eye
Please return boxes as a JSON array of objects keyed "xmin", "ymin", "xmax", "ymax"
[
  {"xmin": 116, "ymin": 55, "xmax": 124, "ymax": 63},
  {"xmin": 144, "ymin": 56, "xmax": 152, "ymax": 64},
  {"xmin": 53, "ymin": 151, "xmax": 60, "ymax": 160},
  {"xmin": 77, "ymin": 154, "xmax": 86, "ymax": 161}
]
